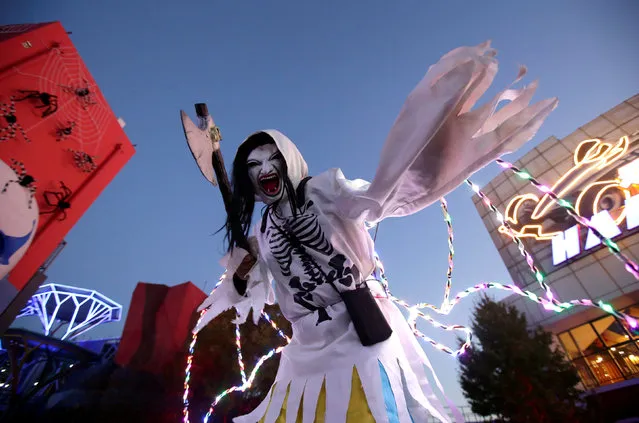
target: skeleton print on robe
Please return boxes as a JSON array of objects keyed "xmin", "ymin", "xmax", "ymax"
[
  {"xmin": 192, "ymin": 41, "xmax": 559, "ymax": 423},
  {"xmin": 265, "ymin": 198, "xmax": 361, "ymax": 325}
]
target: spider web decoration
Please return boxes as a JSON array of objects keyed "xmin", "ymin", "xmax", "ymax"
[
  {"xmin": 10, "ymin": 40, "xmax": 113, "ymax": 155},
  {"xmin": 16, "ymin": 283, "xmax": 122, "ymax": 341},
  {"xmin": 0, "ymin": 21, "xmax": 137, "ymax": 300}
]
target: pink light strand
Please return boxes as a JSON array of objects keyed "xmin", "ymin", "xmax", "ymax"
[{"xmin": 494, "ymin": 158, "xmax": 639, "ymax": 279}]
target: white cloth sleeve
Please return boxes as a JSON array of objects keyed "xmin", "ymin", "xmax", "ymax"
[
  {"xmin": 327, "ymin": 41, "xmax": 558, "ymax": 223},
  {"xmin": 193, "ymin": 236, "xmax": 275, "ymax": 333}
]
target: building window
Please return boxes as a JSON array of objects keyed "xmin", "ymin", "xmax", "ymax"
[
  {"xmin": 611, "ymin": 342, "xmax": 639, "ymax": 376},
  {"xmin": 571, "ymin": 358, "xmax": 599, "ymax": 389},
  {"xmin": 559, "ymin": 332, "xmax": 581, "ymax": 359},
  {"xmin": 620, "ymin": 305, "xmax": 639, "ymax": 339},
  {"xmin": 592, "ymin": 316, "xmax": 631, "ymax": 346},
  {"xmin": 557, "ymin": 303, "xmax": 639, "ymax": 389},
  {"xmin": 569, "ymin": 323, "xmax": 605, "ymax": 355},
  {"xmin": 584, "ymin": 352, "xmax": 625, "ymax": 385}
]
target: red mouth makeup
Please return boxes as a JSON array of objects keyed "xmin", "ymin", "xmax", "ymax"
[{"xmin": 259, "ymin": 172, "xmax": 281, "ymax": 196}]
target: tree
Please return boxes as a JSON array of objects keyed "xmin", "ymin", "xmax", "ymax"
[
  {"xmin": 458, "ymin": 295, "xmax": 586, "ymax": 422},
  {"xmin": 33, "ymin": 304, "xmax": 291, "ymax": 423},
  {"xmin": 188, "ymin": 304, "xmax": 292, "ymax": 422}
]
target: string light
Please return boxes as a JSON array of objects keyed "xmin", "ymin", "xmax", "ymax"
[
  {"xmin": 183, "ymin": 154, "xmax": 639, "ymax": 422},
  {"xmin": 378, "ymin": 163, "xmax": 638, "ymax": 358},
  {"xmin": 467, "ymin": 155, "xmax": 639, "ymax": 325},
  {"xmin": 465, "ymin": 179, "xmax": 556, "ymax": 305},
  {"xmin": 183, "ymin": 309, "xmax": 206, "ymax": 423},
  {"xmin": 440, "ymin": 198, "xmax": 455, "ymax": 313},
  {"xmin": 235, "ymin": 323, "xmax": 247, "ymax": 384},
  {"xmin": 260, "ymin": 309, "xmax": 291, "ymax": 343},
  {"xmin": 182, "ymin": 272, "xmax": 227, "ymax": 423},
  {"xmin": 202, "ymin": 338, "xmax": 287, "ymax": 423},
  {"xmin": 494, "ymin": 158, "xmax": 639, "ymax": 279},
  {"xmin": 498, "ymin": 137, "xmax": 630, "ymax": 240}
]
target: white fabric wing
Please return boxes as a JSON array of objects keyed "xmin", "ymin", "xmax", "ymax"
[
  {"xmin": 327, "ymin": 40, "xmax": 558, "ymax": 223},
  {"xmin": 193, "ymin": 236, "xmax": 275, "ymax": 334}
]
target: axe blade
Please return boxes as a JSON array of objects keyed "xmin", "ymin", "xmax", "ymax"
[{"xmin": 180, "ymin": 109, "xmax": 218, "ymax": 186}]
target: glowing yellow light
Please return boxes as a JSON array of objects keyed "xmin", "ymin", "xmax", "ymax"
[
  {"xmin": 611, "ymin": 347, "xmax": 616, "ymax": 351},
  {"xmin": 596, "ymin": 356, "xmax": 603, "ymax": 363},
  {"xmin": 618, "ymin": 158, "xmax": 639, "ymax": 188},
  {"xmin": 578, "ymin": 181, "xmax": 629, "ymax": 225},
  {"xmin": 499, "ymin": 136, "xmax": 631, "ymax": 241}
]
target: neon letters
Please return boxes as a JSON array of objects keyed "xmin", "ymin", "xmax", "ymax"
[
  {"xmin": 496, "ymin": 135, "xmax": 639, "ymax": 265},
  {"xmin": 499, "ymin": 136, "xmax": 630, "ymax": 241}
]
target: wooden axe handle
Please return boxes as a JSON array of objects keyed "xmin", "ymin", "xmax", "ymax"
[{"xmin": 195, "ymin": 103, "xmax": 250, "ymax": 252}]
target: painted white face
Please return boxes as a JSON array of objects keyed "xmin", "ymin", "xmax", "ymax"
[
  {"xmin": 0, "ymin": 159, "xmax": 39, "ymax": 280},
  {"xmin": 247, "ymin": 144, "xmax": 285, "ymax": 204}
]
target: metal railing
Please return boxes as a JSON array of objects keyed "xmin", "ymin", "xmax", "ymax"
[{"xmin": 39, "ymin": 240, "xmax": 67, "ymax": 273}]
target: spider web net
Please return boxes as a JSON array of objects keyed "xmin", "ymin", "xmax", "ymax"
[{"xmin": 12, "ymin": 42, "xmax": 113, "ymax": 155}]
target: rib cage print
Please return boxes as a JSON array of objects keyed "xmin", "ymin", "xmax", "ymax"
[
  {"xmin": 266, "ymin": 200, "xmax": 360, "ymax": 324},
  {"xmin": 270, "ymin": 212, "xmax": 333, "ymax": 276}
]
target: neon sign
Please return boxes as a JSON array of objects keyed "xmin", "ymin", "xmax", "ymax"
[
  {"xmin": 551, "ymin": 202, "xmax": 639, "ymax": 265},
  {"xmin": 497, "ymin": 135, "xmax": 639, "ymax": 265}
]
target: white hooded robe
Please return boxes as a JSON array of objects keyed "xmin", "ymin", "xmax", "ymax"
[{"xmin": 195, "ymin": 41, "xmax": 558, "ymax": 423}]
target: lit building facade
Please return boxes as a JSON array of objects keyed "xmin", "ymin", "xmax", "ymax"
[{"xmin": 474, "ymin": 94, "xmax": 639, "ymax": 394}]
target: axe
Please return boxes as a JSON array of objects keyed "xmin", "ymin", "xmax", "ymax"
[{"xmin": 180, "ymin": 103, "xmax": 250, "ymax": 252}]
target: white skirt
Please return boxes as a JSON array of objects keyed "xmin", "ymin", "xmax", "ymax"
[{"xmin": 233, "ymin": 287, "xmax": 459, "ymax": 423}]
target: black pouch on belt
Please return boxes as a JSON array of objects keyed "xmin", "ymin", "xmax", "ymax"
[
  {"xmin": 339, "ymin": 284, "xmax": 393, "ymax": 346},
  {"xmin": 293, "ymin": 176, "xmax": 392, "ymax": 346}
]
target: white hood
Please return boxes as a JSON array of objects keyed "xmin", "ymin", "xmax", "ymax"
[{"xmin": 239, "ymin": 130, "xmax": 309, "ymax": 189}]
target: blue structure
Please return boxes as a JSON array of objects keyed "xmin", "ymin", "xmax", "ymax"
[
  {"xmin": 15, "ymin": 283, "xmax": 122, "ymax": 340},
  {"xmin": 0, "ymin": 283, "xmax": 122, "ymax": 416}
]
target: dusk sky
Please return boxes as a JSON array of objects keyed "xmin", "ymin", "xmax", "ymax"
[{"xmin": 7, "ymin": 0, "xmax": 639, "ymax": 407}]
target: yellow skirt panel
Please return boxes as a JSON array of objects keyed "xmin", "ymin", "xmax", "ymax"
[{"xmin": 259, "ymin": 366, "xmax": 375, "ymax": 423}]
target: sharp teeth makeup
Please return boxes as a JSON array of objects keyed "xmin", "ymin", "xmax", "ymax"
[
  {"xmin": 247, "ymin": 143, "xmax": 284, "ymax": 204},
  {"xmin": 259, "ymin": 172, "xmax": 280, "ymax": 196}
]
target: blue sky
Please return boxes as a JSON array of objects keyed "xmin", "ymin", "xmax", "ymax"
[{"xmin": 7, "ymin": 0, "xmax": 639, "ymax": 408}]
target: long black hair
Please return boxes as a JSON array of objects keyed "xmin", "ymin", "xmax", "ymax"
[{"xmin": 222, "ymin": 131, "xmax": 298, "ymax": 253}]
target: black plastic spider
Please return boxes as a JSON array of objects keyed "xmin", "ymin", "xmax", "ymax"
[
  {"xmin": 0, "ymin": 97, "xmax": 30, "ymax": 143},
  {"xmin": 61, "ymin": 80, "xmax": 97, "ymax": 109},
  {"xmin": 56, "ymin": 121, "xmax": 76, "ymax": 141},
  {"xmin": 15, "ymin": 90, "xmax": 58, "ymax": 118},
  {"xmin": 1, "ymin": 159, "xmax": 37, "ymax": 208},
  {"xmin": 68, "ymin": 149, "xmax": 97, "ymax": 173},
  {"xmin": 40, "ymin": 181, "xmax": 72, "ymax": 221}
]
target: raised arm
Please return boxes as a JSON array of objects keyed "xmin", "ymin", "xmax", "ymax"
[{"xmin": 327, "ymin": 41, "xmax": 558, "ymax": 223}]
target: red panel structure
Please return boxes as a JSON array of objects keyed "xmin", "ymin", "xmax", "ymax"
[
  {"xmin": 0, "ymin": 22, "xmax": 135, "ymax": 304},
  {"xmin": 0, "ymin": 23, "xmax": 50, "ymax": 42},
  {"xmin": 115, "ymin": 282, "xmax": 206, "ymax": 374}
]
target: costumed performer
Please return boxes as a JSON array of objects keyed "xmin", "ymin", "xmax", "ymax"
[{"xmin": 188, "ymin": 41, "xmax": 558, "ymax": 423}]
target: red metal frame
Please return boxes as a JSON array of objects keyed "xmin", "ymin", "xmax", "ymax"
[{"xmin": 0, "ymin": 21, "xmax": 135, "ymax": 293}]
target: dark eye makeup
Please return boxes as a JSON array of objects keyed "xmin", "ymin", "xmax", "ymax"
[{"xmin": 247, "ymin": 152, "xmax": 282, "ymax": 168}]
